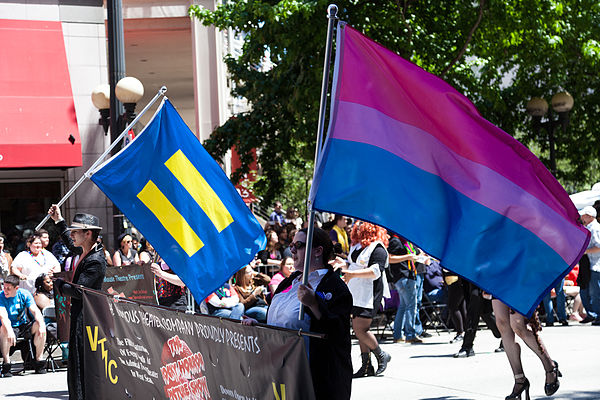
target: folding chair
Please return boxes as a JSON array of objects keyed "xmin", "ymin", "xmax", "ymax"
[
  {"xmin": 372, "ymin": 286, "xmax": 399, "ymax": 341},
  {"xmin": 42, "ymin": 306, "xmax": 61, "ymax": 372},
  {"xmin": 419, "ymin": 292, "xmax": 449, "ymax": 335}
]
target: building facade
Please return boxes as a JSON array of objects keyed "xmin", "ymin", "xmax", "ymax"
[{"xmin": 0, "ymin": 0, "xmax": 231, "ymax": 251}]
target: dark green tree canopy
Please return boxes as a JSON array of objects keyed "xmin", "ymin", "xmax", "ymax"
[{"xmin": 190, "ymin": 0, "xmax": 600, "ymax": 205}]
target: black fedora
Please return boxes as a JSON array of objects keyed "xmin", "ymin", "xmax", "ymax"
[{"xmin": 68, "ymin": 213, "xmax": 102, "ymax": 230}]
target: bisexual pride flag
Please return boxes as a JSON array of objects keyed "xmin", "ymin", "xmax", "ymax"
[
  {"xmin": 309, "ymin": 24, "xmax": 589, "ymax": 316},
  {"xmin": 91, "ymin": 99, "xmax": 266, "ymax": 302}
]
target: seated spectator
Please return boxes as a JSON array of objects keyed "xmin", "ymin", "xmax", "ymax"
[
  {"xmin": 139, "ymin": 238, "xmax": 159, "ymax": 264},
  {"xmin": 0, "ymin": 275, "xmax": 47, "ymax": 377},
  {"xmin": 424, "ymin": 259, "xmax": 447, "ymax": 304},
  {"xmin": 150, "ymin": 261, "xmax": 187, "ymax": 312},
  {"xmin": 328, "ymin": 214, "xmax": 350, "ymax": 255},
  {"xmin": 97, "ymin": 235, "xmax": 113, "ymax": 267},
  {"xmin": 33, "ymin": 274, "xmax": 58, "ymax": 344},
  {"xmin": 564, "ymin": 264, "xmax": 585, "ymax": 322},
  {"xmin": 257, "ymin": 230, "xmax": 282, "ymax": 266},
  {"xmin": 112, "ymin": 233, "xmax": 139, "ymax": 266},
  {"xmin": 269, "ymin": 257, "xmax": 295, "ymax": 294},
  {"xmin": 33, "ymin": 274, "xmax": 54, "ymax": 311},
  {"xmin": 284, "ymin": 207, "xmax": 303, "ymax": 229},
  {"xmin": 233, "ymin": 266, "xmax": 270, "ymax": 322},
  {"xmin": 0, "ymin": 233, "xmax": 12, "ymax": 284},
  {"xmin": 10, "ymin": 234, "xmax": 60, "ymax": 294},
  {"xmin": 50, "ymin": 239, "xmax": 70, "ymax": 270},
  {"xmin": 269, "ymin": 201, "xmax": 285, "ymax": 227},
  {"xmin": 205, "ymin": 283, "xmax": 244, "ymax": 320}
]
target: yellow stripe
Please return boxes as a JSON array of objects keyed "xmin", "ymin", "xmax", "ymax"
[
  {"xmin": 165, "ymin": 150, "xmax": 234, "ymax": 232},
  {"xmin": 137, "ymin": 180, "xmax": 204, "ymax": 257}
]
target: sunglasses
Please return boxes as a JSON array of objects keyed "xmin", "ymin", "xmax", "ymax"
[{"xmin": 289, "ymin": 241, "xmax": 306, "ymax": 253}]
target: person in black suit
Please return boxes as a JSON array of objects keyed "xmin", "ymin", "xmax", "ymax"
[{"xmin": 48, "ymin": 205, "xmax": 107, "ymax": 400}]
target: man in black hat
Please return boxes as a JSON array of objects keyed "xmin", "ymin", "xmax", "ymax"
[{"xmin": 47, "ymin": 204, "xmax": 106, "ymax": 400}]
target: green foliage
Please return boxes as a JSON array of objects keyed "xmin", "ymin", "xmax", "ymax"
[{"xmin": 190, "ymin": 0, "xmax": 600, "ymax": 204}]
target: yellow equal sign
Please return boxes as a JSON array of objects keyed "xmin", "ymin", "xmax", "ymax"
[
  {"xmin": 165, "ymin": 150, "xmax": 234, "ymax": 232},
  {"xmin": 137, "ymin": 181, "xmax": 204, "ymax": 257}
]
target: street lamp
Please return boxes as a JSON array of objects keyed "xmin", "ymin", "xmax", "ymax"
[
  {"xmin": 91, "ymin": 77, "xmax": 144, "ymax": 244},
  {"xmin": 526, "ymin": 91, "xmax": 574, "ymax": 177},
  {"xmin": 91, "ymin": 76, "xmax": 144, "ymax": 136}
]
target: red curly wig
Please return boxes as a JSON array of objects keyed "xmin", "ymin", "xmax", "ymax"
[{"xmin": 350, "ymin": 221, "xmax": 389, "ymax": 248}]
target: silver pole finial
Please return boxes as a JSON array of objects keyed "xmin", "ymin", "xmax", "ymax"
[{"xmin": 327, "ymin": 4, "xmax": 338, "ymax": 18}]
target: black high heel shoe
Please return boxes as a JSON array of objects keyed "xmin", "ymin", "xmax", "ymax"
[
  {"xmin": 506, "ymin": 374, "xmax": 530, "ymax": 400},
  {"xmin": 544, "ymin": 360, "xmax": 562, "ymax": 396}
]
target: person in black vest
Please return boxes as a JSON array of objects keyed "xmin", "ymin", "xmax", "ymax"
[{"xmin": 47, "ymin": 205, "xmax": 107, "ymax": 400}]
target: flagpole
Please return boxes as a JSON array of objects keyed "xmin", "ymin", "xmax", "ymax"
[
  {"xmin": 35, "ymin": 86, "xmax": 168, "ymax": 231},
  {"xmin": 299, "ymin": 4, "xmax": 338, "ymax": 320}
]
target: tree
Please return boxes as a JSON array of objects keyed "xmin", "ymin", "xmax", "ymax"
[{"xmin": 190, "ymin": 0, "xmax": 600, "ymax": 203}]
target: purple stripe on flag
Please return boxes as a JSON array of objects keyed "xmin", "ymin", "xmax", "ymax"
[
  {"xmin": 329, "ymin": 100, "xmax": 588, "ymax": 264},
  {"xmin": 336, "ymin": 26, "xmax": 577, "ymax": 223}
]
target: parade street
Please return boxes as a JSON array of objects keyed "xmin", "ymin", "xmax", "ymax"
[{"xmin": 1, "ymin": 324, "xmax": 598, "ymax": 400}]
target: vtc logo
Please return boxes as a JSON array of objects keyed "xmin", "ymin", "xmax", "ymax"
[{"xmin": 86, "ymin": 325, "xmax": 118, "ymax": 384}]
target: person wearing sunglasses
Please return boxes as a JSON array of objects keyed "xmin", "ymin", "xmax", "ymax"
[
  {"xmin": 112, "ymin": 233, "xmax": 140, "ymax": 266},
  {"xmin": 243, "ymin": 227, "xmax": 352, "ymax": 400}
]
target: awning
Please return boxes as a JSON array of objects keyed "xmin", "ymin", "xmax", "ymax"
[{"xmin": 0, "ymin": 19, "xmax": 81, "ymax": 168}]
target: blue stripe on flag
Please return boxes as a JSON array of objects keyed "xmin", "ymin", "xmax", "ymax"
[{"xmin": 312, "ymin": 138, "xmax": 569, "ymax": 315}]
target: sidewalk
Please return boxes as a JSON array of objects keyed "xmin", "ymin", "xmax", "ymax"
[{"xmin": 1, "ymin": 324, "xmax": 598, "ymax": 399}]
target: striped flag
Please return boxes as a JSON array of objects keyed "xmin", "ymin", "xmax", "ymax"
[
  {"xmin": 91, "ymin": 99, "xmax": 266, "ymax": 302},
  {"xmin": 309, "ymin": 24, "xmax": 589, "ymax": 316}
]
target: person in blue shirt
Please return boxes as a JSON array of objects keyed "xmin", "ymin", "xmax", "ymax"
[{"xmin": 0, "ymin": 274, "xmax": 47, "ymax": 377}]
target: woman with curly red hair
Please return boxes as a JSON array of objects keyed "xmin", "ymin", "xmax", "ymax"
[{"xmin": 342, "ymin": 221, "xmax": 391, "ymax": 377}]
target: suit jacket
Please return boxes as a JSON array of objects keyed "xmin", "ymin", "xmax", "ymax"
[
  {"xmin": 56, "ymin": 219, "xmax": 106, "ymax": 400},
  {"xmin": 275, "ymin": 269, "xmax": 353, "ymax": 400}
]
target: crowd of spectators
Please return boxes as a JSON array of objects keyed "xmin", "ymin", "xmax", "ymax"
[{"xmin": 0, "ymin": 199, "xmax": 596, "ymax": 385}]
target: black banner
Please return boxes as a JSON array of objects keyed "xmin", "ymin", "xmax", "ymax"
[
  {"xmin": 82, "ymin": 290, "xmax": 315, "ymax": 400},
  {"xmin": 102, "ymin": 264, "xmax": 158, "ymax": 304}
]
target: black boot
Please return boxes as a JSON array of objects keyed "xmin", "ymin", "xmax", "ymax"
[
  {"xmin": 373, "ymin": 346, "xmax": 391, "ymax": 375},
  {"xmin": 352, "ymin": 352, "xmax": 375, "ymax": 378}
]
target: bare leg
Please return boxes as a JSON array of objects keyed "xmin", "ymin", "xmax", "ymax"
[
  {"xmin": 0, "ymin": 325, "xmax": 11, "ymax": 363},
  {"xmin": 31, "ymin": 321, "xmax": 46, "ymax": 361},
  {"xmin": 352, "ymin": 317, "xmax": 378, "ymax": 352}
]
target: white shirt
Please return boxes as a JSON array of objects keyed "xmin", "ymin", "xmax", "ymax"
[
  {"xmin": 11, "ymin": 249, "xmax": 60, "ymax": 294},
  {"xmin": 267, "ymin": 269, "xmax": 328, "ymax": 331},
  {"xmin": 585, "ymin": 219, "xmax": 600, "ymax": 272}
]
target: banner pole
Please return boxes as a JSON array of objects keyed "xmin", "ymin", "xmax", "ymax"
[
  {"xmin": 299, "ymin": 4, "xmax": 338, "ymax": 320},
  {"xmin": 35, "ymin": 86, "xmax": 168, "ymax": 231}
]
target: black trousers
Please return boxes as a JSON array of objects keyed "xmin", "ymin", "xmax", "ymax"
[{"xmin": 461, "ymin": 281, "xmax": 501, "ymax": 351}]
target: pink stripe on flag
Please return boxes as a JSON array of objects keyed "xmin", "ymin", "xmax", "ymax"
[
  {"xmin": 336, "ymin": 26, "xmax": 577, "ymax": 224},
  {"xmin": 329, "ymin": 100, "xmax": 588, "ymax": 264}
]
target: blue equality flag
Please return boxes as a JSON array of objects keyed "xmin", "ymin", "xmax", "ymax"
[
  {"xmin": 91, "ymin": 99, "xmax": 266, "ymax": 302},
  {"xmin": 309, "ymin": 24, "xmax": 589, "ymax": 317}
]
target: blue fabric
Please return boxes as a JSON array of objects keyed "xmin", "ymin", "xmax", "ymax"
[
  {"xmin": 311, "ymin": 138, "xmax": 569, "ymax": 316},
  {"xmin": 211, "ymin": 303, "xmax": 245, "ymax": 320},
  {"xmin": 414, "ymin": 273, "xmax": 424, "ymax": 336},
  {"xmin": 91, "ymin": 99, "xmax": 266, "ymax": 303},
  {"xmin": 245, "ymin": 306, "xmax": 268, "ymax": 322},
  {"xmin": 0, "ymin": 288, "xmax": 34, "ymax": 327},
  {"xmin": 579, "ymin": 287, "xmax": 597, "ymax": 320},
  {"xmin": 427, "ymin": 288, "xmax": 448, "ymax": 304},
  {"xmin": 542, "ymin": 278, "xmax": 567, "ymax": 323},
  {"xmin": 393, "ymin": 278, "xmax": 417, "ymax": 340},
  {"xmin": 589, "ymin": 271, "xmax": 600, "ymax": 318}
]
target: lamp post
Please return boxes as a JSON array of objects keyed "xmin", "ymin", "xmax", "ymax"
[
  {"xmin": 92, "ymin": 77, "xmax": 144, "ymax": 243},
  {"xmin": 526, "ymin": 92, "xmax": 574, "ymax": 177},
  {"xmin": 92, "ymin": 77, "xmax": 144, "ymax": 139}
]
